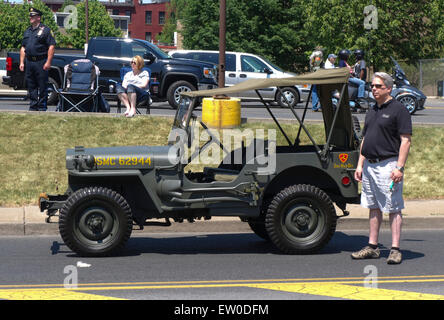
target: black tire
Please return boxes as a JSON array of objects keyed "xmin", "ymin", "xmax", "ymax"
[
  {"xmin": 248, "ymin": 220, "xmax": 270, "ymax": 241},
  {"xmin": 167, "ymin": 80, "xmax": 196, "ymax": 109},
  {"xmin": 247, "ymin": 197, "xmax": 272, "ymax": 241},
  {"xmin": 47, "ymin": 77, "xmax": 59, "ymax": 106},
  {"xmin": 265, "ymin": 184, "xmax": 337, "ymax": 254},
  {"xmin": 397, "ymin": 94, "xmax": 417, "ymax": 115},
  {"xmin": 59, "ymin": 187, "xmax": 133, "ymax": 257},
  {"xmin": 276, "ymin": 87, "xmax": 299, "ymax": 108}
]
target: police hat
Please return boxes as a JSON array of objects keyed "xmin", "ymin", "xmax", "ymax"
[{"xmin": 29, "ymin": 7, "xmax": 43, "ymax": 17}]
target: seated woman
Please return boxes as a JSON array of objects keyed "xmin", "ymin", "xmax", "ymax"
[{"xmin": 116, "ymin": 55, "xmax": 150, "ymax": 117}]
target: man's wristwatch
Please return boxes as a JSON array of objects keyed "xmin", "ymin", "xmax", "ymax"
[{"xmin": 396, "ymin": 166, "xmax": 404, "ymax": 172}]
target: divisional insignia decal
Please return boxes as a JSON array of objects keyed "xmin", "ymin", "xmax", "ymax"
[{"xmin": 339, "ymin": 153, "xmax": 348, "ymax": 163}]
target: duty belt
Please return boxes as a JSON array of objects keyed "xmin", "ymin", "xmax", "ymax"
[{"xmin": 27, "ymin": 55, "xmax": 47, "ymax": 62}]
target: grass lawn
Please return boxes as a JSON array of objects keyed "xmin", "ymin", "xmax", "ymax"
[{"xmin": 0, "ymin": 112, "xmax": 443, "ymax": 206}]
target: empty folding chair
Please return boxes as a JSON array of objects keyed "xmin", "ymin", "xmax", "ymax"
[{"xmin": 54, "ymin": 59, "xmax": 100, "ymax": 112}]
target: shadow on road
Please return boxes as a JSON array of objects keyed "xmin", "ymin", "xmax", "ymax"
[{"xmin": 52, "ymin": 231, "xmax": 424, "ymax": 261}]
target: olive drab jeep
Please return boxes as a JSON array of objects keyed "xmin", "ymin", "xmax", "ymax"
[{"xmin": 39, "ymin": 67, "xmax": 361, "ymax": 257}]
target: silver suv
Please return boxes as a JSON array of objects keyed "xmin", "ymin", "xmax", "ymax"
[{"xmin": 169, "ymin": 50, "xmax": 309, "ymax": 107}]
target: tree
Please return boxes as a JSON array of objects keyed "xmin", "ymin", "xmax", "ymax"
[
  {"xmin": 171, "ymin": 0, "xmax": 444, "ymax": 73},
  {"xmin": 303, "ymin": 0, "xmax": 444, "ymax": 70},
  {"xmin": 157, "ymin": 0, "xmax": 177, "ymax": 44},
  {"xmin": 0, "ymin": 0, "xmax": 60, "ymax": 51},
  {"xmin": 59, "ymin": 0, "xmax": 122, "ymax": 48},
  {"xmin": 173, "ymin": 0, "xmax": 309, "ymax": 72}
]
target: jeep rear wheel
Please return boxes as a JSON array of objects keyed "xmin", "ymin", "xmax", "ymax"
[
  {"xmin": 265, "ymin": 184, "xmax": 336, "ymax": 254},
  {"xmin": 167, "ymin": 80, "xmax": 196, "ymax": 109},
  {"xmin": 59, "ymin": 187, "xmax": 132, "ymax": 257}
]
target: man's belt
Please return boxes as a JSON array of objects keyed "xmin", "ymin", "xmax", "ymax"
[
  {"xmin": 27, "ymin": 55, "xmax": 47, "ymax": 62},
  {"xmin": 366, "ymin": 156, "xmax": 394, "ymax": 164}
]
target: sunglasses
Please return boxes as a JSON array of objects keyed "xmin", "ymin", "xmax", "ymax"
[
  {"xmin": 370, "ymin": 84, "xmax": 386, "ymax": 89},
  {"xmin": 131, "ymin": 61, "xmax": 136, "ymax": 65}
]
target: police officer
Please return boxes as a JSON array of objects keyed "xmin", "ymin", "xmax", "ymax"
[{"xmin": 19, "ymin": 7, "xmax": 56, "ymax": 111}]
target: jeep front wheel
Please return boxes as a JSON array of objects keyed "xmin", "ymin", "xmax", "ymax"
[
  {"xmin": 59, "ymin": 187, "xmax": 133, "ymax": 257},
  {"xmin": 167, "ymin": 80, "xmax": 196, "ymax": 109},
  {"xmin": 265, "ymin": 184, "xmax": 336, "ymax": 254}
]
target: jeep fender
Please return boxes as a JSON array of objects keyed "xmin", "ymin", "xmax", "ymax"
[
  {"xmin": 261, "ymin": 165, "xmax": 341, "ymax": 207},
  {"xmin": 67, "ymin": 170, "xmax": 164, "ymax": 216}
]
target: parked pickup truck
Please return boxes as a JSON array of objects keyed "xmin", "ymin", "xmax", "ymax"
[{"xmin": 2, "ymin": 37, "xmax": 218, "ymax": 108}]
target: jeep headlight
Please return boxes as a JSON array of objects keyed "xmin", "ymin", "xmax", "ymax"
[{"xmin": 203, "ymin": 67, "xmax": 216, "ymax": 79}]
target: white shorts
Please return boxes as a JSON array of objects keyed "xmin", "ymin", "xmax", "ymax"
[{"xmin": 360, "ymin": 157, "xmax": 404, "ymax": 213}]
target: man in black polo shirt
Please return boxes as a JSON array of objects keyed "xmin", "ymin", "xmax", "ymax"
[
  {"xmin": 352, "ymin": 72, "xmax": 412, "ymax": 264},
  {"xmin": 19, "ymin": 7, "xmax": 56, "ymax": 111}
]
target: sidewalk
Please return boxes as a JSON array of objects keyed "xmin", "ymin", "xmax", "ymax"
[{"xmin": 1, "ymin": 199, "xmax": 443, "ymax": 236}]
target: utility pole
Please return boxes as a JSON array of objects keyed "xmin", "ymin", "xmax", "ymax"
[
  {"xmin": 218, "ymin": 0, "xmax": 226, "ymax": 88},
  {"xmin": 85, "ymin": 0, "xmax": 89, "ymax": 53}
]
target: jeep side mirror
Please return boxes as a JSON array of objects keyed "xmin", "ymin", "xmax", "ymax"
[{"xmin": 144, "ymin": 52, "xmax": 156, "ymax": 64}]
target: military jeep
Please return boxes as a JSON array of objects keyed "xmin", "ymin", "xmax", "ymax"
[{"xmin": 39, "ymin": 67, "xmax": 361, "ymax": 257}]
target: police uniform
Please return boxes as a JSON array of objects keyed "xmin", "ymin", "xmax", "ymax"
[{"xmin": 22, "ymin": 8, "xmax": 56, "ymax": 111}]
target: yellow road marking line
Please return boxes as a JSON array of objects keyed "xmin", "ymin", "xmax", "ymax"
[
  {"xmin": 1, "ymin": 274, "xmax": 444, "ymax": 289},
  {"xmin": 2, "ymin": 276, "xmax": 444, "ymax": 300},
  {"xmin": 247, "ymin": 283, "xmax": 444, "ymax": 300},
  {"xmin": 0, "ymin": 288, "xmax": 124, "ymax": 300}
]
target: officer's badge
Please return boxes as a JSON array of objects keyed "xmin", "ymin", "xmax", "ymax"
[{"xmin": 37, "ymin": 26, "xmax": 44, "ymax": 36}]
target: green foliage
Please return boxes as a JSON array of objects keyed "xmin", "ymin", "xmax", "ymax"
[
  {"xmin": 304, "ymin": 0, "xmax": 444, "ymax": 70},
  {"xmin": 0, "ymin": 0, "xmax": 60, "ymax": 51},
  {"xmin": 173, "ymin": 0, "xmax": 444, "ymax": 73},
  {"xmin": 175, "ymin": 0, "xmax": 309, "ymax": 72},
  {"xmin": 58, "ymin": 0, "xmax": 122, "ymax": 48},
  {"xmin": 157, "ymin": 0, "xmax": 177, "ymax": 44},
  {"xmin": 0, "ymin": 0, "xmax": 121, "ymax": 51}
]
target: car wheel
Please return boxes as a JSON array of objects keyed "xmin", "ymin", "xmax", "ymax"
[
  {"xmin": 47, "ymin": 77, "xmax": 59, "ymax": 106},
  {"xmin": 265, "ymin": 184, "xmax": 336, "ymax": 254},
  {"xmin": 167, "ymin": 80, "xmax": 196, "ymax": 109},
  {"xmin": 276, "ymin": 87, "xmax": 299, "ymax": 108},
  {"xmin": 59, "ymin": 187, "xmax": 133, "ymax": 257},
  {"xmin": 397, "ymin": 94, "xmax": 417, "ymax": 115}
]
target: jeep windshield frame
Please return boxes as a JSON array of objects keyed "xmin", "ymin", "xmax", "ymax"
[{"xmin": 180, "ymin": 68, "xmax": 354, "ymax": 161}]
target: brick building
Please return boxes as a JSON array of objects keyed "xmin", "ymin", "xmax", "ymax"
[{"xmin": 43, "ymin": 0, "xmax": 172, "ymax": 44}]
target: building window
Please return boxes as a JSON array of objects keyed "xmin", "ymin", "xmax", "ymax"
[
  {"xmin": 145, "ymin": 11, "xmax": 152, "ymax": 24},
  {"xmin": 113, "ymin": 9, "xmax": 119, "ymax": 15},
  {"xmin": 57, "ymin": 16, "xmax": 64, "ymax": 27},
  {"xmin": 145, "ymin": 32, "xmax": 152, "ymax": 42},
  {"xmin": 125, "ymin": 10, "xmax": 131, "ymax": 23},
  {"xmin": 121, "ymin": 19, "xmax": 127, "ymax": 30},
  {"xmin": 159, "ymin": 11, "xmax": 165, "ymax": 25}
]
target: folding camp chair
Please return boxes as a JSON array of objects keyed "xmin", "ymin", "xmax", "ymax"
[
  {"xmin": 112, "ymin": 66, "xmax": 158, "ymax": 115},
  {"xmin": 54, "ymin": 59, "xmax": 100, "ymax": 112}
]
